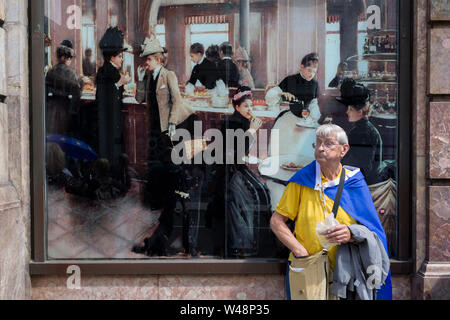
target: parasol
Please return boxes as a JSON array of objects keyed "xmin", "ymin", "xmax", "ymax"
[{"xmin": 46, "ymin": 134, "xmax": 98, "ymax": 161}]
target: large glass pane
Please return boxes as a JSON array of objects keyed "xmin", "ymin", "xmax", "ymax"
[{"xmin": 43, "ymin": 0, "xmax": 400, "ymax": 260}]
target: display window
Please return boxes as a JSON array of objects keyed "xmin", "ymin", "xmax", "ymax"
[{"xmin": 31, "ymin": 0, "xmax": 412, "ymax": 273}]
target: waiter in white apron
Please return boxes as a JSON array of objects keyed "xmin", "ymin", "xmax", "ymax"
[{"xmin": 262, "ymin": 53, "xmax": 321, "ymax": 210}]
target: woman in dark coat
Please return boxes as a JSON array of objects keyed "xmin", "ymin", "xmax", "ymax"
[
  {"xmin": 45, "ymin": 39, "xmax": 84, "ymax": 136},
  {"xmin": 95, "ymin": 27, "xmax": 130, "ymax": 173},
  {"xmin": 337, "ymin": 79, "xmax": 384, "ymax": 185},
  {"xmin": 207, "ymin": 86, "xmax": 272, "ymax": 258}
]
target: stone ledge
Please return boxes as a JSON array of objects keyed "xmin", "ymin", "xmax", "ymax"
[
  {"xmin": 413, "ymin": 261, "xmax": 450, "ymax": 299},
  {"xmin": 418, "ymin": 261, "xmax": 450, "ymax": 277},
  {"xmin": 0, "ymin": 183, "xmax": 20, "ymax": 213}
]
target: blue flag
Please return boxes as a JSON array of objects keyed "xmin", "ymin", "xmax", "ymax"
[{"xmin": 288, "ymin": 160, "xmax": 392, "ymax": 300}]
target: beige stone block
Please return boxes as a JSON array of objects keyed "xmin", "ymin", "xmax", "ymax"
[
  {"xmin": 391, "ymin": 275, "xmax": 412, "ymax": 300},
  {"xmin": 0, "ymin": 0, "xmax": 5, "ymax": 22},
  {"xmin": 4, "ymin": 23, "xmax": 28, "ymax": 97},
  {"xmin": 0, "ymin": 102, "xmax": 8, "ymax": 183},
  {"xmin": 429, "ymin": 102, "xmax": 450, "ymax": 179},
  {"xmin": 158, "ymin": 274, "xmax": 285, "ymax": 300},
  {"xmin": 0, "ymin": 28, "xmax": 6, "ymax": 97},
  {"xmin": 32, "ymin": 275, "xmax": 159, "ymax": 300},
  {"xmin": 4, "ymin": 0, "xmax": 27, "ymax": 25},
  {"xmin": 430, "ymin": 0, "xmax": 450, "ymax": 21},
  {"xmin": 430, "ymin": 28, "xmax": 450, "ymax": 94},
  {"xmin": 6, "ymin": 95, "xmax": 30, "ymax": 203},
  {"xmin": 428, "ymin": 186, "xmax": 450, "ymax": 262},
  {"xmin": 0, "ymin": 199, "xmax": 30, "ymax": 300},
  {"xmin": 0, "ymin": 183, "xmax": 19, "ymax": 213}
]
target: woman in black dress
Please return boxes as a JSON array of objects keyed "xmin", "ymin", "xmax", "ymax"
[
  {"xmin": 95, "ymin": 27, "xmax": 131, "ymax": 175},
  {"xmin": 207, "ymin": 86, "xmax": 272, "ymax": 258}
]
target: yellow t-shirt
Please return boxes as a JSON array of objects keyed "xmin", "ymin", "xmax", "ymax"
[{"xmin": 275, "ymin": 167, "xmax": 358, "ymax": 270}]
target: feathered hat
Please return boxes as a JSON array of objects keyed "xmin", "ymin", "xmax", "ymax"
[
  {"xmin": 99, "ymin": 27, "xmax": 128, "ymax": 55},
  {"xmin": 57, "ymin": 39, "xmax": 75, "ymax": 58},
  {"xmin": 140, "ymin": 36, "xmax": 167, "ymax": 57},
  {"xmin": 336, "ymin": 78, "xmax": 370, "ymax": 109}
]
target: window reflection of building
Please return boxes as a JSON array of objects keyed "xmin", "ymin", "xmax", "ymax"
[
  {"xmin": 155, "ymin": 23, "xmax": 166, "ymax": 47},
  {"xmin": 187, "ymin": 20, "xmax": 229, "ymax": 71},
  {"xmin": 40, "ymin": 0, "xmax": 402, "ymax": 261},
  {"xmin": 81, "ymin": 0, "xmax": 96, "ymax": 78},
  {"xmin": 325, "ymin": 16, "xmax": 368, "ymax": 88}
]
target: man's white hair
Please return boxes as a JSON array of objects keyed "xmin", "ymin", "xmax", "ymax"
[{"xmin": 316, "ymin": 124, "xmax": 348, "ymax": 145}]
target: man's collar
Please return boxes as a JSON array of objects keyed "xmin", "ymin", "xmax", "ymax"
[
  {"xmin": 314, "ymin": 161, "xmax": 360, "ymax": 190},
  {"xmin": 152, "ymin": 66, "xmax": 162, "ymax": 80},
  {"xmin": 299, "ymin": 71, "xmax": 310, "ymax": 82},
  {"xmin": 110, "ymin": 61, "xmax": 119, "ymax": 69},
  {"xmin": 197, "ymin": 56, "xmax": 205, "ymax": 65}
]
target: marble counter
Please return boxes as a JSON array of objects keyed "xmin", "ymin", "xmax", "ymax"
[{"xmin": 82, "ymin": 94, "xmax": 280, "ymax": 119}]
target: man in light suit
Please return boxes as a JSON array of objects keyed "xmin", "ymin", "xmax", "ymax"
[
  {"xmin": 136, "ymin": 37, "xmax": 194, "ymax": 149},
  {"xmin": 133, "ymin": 37, "xmax": 202, "ymax": 257}
]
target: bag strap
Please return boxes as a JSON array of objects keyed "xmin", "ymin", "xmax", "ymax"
[{"xmin": 331, "ymin": 166, "xmax": 346, "ymax": 219}]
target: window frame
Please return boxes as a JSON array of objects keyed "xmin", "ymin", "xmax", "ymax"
[{"xmin": 30, "ymin": 0, "xmax": 413, "ymax": 275}]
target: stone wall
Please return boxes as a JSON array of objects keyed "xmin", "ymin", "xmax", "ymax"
[
  {"xmin": 30, "ymin": 274, "xmax": 412, "ymax": 300},
  {"xmin": 0, "ymin": 0, "xmax": 32, "ymax": 300},
  {"xmin": 411, "ymin": 0, "xmax": 450, "ymax": 300}
]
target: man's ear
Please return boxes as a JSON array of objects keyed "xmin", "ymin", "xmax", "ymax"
[{"xmin": 341, "ymin": 144, "xmax": 350, "ymax": 158}]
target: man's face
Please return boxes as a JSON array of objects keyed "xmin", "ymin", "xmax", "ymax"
[
  {"xmin": 300, "ymin": 63, "xmax": 318, "ymax": 81},
  {"xmin": 314, "ymin": 133, "xmax": 349, "ymax": 165},
  {"xmin": 346, "ymin": 105, "xmax": 363, "ymax": 123},
  {"xmin": 190, "ymin": 52, "xmax": 202, "ymax": 64},
  {"xmin": 111, "ymin": 52, "xmax": 123, "ymax": 69},
  {"xmin": 144, "ymin": 55, "xmax": 160, "ymax": 71}
]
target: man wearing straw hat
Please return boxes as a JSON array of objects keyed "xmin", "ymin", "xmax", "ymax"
[
  {"xmin": 234, "ymin": 46, "xmax": 255, "ymax": 89},
  {"xmin": 136, "ymin": 36, "xmax": 195, "ymax": 162}
]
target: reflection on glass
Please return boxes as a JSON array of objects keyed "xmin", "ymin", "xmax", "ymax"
[{"xmin": 43, "ymin": 0, "xmax": 400, "ymax": 261}]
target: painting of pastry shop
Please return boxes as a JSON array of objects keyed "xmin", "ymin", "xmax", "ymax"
[{"xmin": 44, "ymin": 0, "xmax": 399, "ymax": 260}]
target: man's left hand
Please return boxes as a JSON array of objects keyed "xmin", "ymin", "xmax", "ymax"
[{"xmin": 326, "ymin": 225, "xmax": 352, "ymax": 244}]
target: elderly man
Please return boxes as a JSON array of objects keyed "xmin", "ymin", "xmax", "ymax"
[{"xmin": 270, "ymin": 124, "xmax": 392, "ymax": 300}]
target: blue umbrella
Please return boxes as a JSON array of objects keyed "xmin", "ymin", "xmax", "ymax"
[{"xmin": 46, "ymin": 134, "xmax": 98, "ymax": 161}]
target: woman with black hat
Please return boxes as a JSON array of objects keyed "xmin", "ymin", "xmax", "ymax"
[
  {"xmin": 337, "ymin": 78, "xmax": 383, "ymax": 185},
  {"xmin": 95, "ymin": 27, "xmax": 131, "ymax": 175},
  {"xmin": 45, "ymin": 39, "xmax": 84, "ymax": 136}
]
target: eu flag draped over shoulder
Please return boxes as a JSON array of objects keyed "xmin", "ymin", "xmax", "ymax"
[{"xmin": 288, "ymin": 160, "xmax": 392, "ymax": 300}]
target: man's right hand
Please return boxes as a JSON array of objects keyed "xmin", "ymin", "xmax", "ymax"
[{"xmin": 292, "ymin": 247, "xmax": 309, "ymax": 258}]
